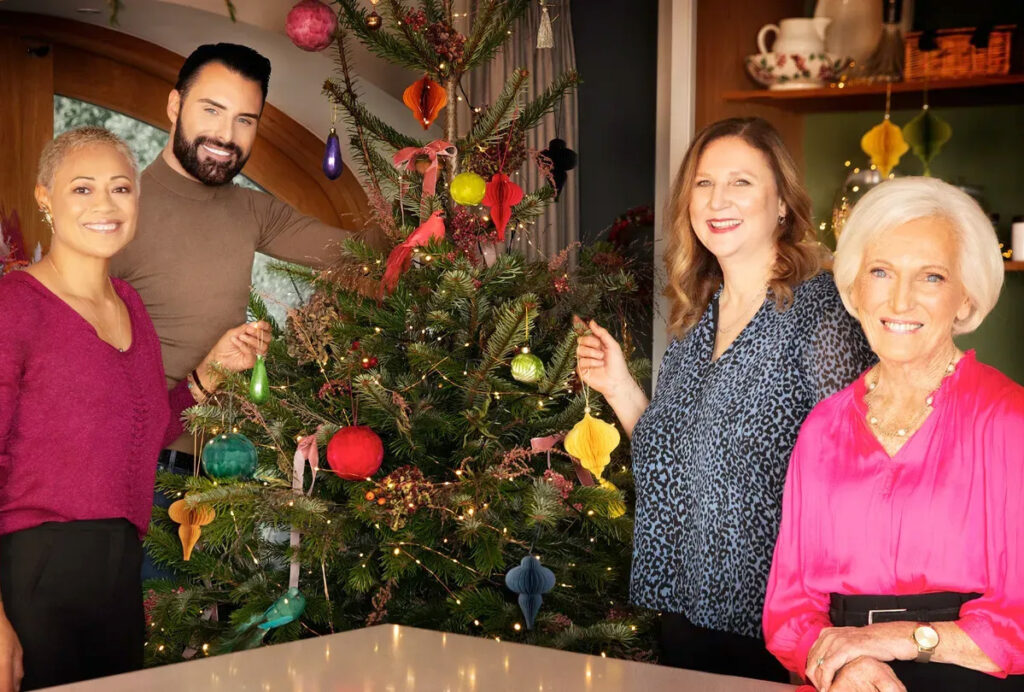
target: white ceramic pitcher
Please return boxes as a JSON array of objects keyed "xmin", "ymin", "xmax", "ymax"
[{"xmin": 757, "ymin": 17, "xmax": 831, "ymax": 55}]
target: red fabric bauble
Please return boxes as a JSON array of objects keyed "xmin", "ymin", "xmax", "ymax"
[
  {"xmin": 286, "ymin": 0, "xmax": 338, "ymax": 52},
  {"xmin": 326, "ymin": 425, "xmax": 384, "ymax": 480}
]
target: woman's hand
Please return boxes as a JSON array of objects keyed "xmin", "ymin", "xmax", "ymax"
[
  {"xmin": 807, "ymin": 624, "xmax": 917, "ymax": 691},
  {"xmin": 574, "ymin": 318, "xmax": 633, "ymax": 399},
  {"xmin": 829, "ymin": 656, "xmax": 906, "ymax": 692},
  {"xmin": 572, "ymin": 317, "xmax": 649, "ymax": 438},
  {"xmin": 196, "ymin": 321, "xmax": 271, "ymax": 392},
  {"xmin": 0, "ymin": 606, "xmax": 23, "ymax": 692}
]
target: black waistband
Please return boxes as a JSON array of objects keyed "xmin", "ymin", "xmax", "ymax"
[
  {"xmin": 829, "ymin": 592, "xmax": 982, "ymax": 627},
  {"xmin": 158, "ymin": 449, "xmax": 196, "ymax": 474}
]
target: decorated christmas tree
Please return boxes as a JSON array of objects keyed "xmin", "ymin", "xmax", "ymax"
[{"xmin": 144, "ymin": 0, "xmax": 655, "ymax": 664}]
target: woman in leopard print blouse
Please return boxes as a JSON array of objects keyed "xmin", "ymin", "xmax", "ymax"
[{"xmin": 576, "ymin": 117, "xmax": 874, "ymax": 682}]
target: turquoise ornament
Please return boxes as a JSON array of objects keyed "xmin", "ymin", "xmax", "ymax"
[
  {"xmin": 249, "ymin": 354, "xmax": 269, "ymax": 404},
  {"xmin": 505, "ymin": 555, "xmax": 555, "ymax": 629},
  {"xmin": 257, "ymin": 587, "xmax": 306, "ymax": 630},
  {"xmin": 202, "ymin": 432, "xmax": 258, "ymax": 480},
  {"xmin": 221, "ymin": 587, "xmax": 307, "ymax": 652}
]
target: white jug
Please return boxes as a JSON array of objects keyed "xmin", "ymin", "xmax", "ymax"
[
  {"xmin": 813, "ymin": 0, "xmax": 883, "ymax": 64},
  {"xmin": 757, "ymin": 17, "xmax": 831, "ymax": 55}
]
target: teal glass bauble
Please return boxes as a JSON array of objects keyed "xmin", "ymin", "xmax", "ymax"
[{"xmin": 202, "ymin": 432, "xmax": 258, "ymax": 480}]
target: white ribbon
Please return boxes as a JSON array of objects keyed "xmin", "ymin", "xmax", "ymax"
[{"xmin": 289, "ymin": 434, "xmax": 320, "ymax": 589}]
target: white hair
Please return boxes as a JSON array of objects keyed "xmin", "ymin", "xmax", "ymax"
[{"xmin": 833, "ymin": 176, "xmax": 1004, "ymax": 335}]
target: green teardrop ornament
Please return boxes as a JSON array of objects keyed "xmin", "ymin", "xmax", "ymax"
[{"xmin": 249, "ymin": 354, "xmax": 269, "ymax": 404}]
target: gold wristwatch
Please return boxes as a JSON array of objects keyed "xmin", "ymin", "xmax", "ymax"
[{"xmin": 913, "ymin": 623, "xmax": 939, "ymax": 663}]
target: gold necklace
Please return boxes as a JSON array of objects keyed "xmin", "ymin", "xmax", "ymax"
[
  {"xmin": 865, "ymin": 355, "xmax": 958, "ymax": 438},
  {"xmin": 717, "ymin": 284, "xmax": 768, "ymax": 334},
  {"xmin": 48, "ymin": 255, "xmax": 126, "ymax": 352}
]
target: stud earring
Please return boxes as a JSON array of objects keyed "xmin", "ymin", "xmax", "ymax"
[{"xmin": 778, "ymin": 214, "xmax": 786, "ymax": 225}]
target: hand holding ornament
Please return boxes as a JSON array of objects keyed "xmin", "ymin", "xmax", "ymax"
[
  {"xmin": 195, "ymin": 321, "xmax": 271, "ymax": 393},
  {"xmin": 574, "ymin": 318, "xmax": 632, "ymax": 399}
]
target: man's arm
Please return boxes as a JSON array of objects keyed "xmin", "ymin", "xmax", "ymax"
[{"xmin": 249, "ymin": 190, "xmax": 385, "ymax": 268}]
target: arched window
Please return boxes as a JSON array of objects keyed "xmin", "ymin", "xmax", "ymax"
[{"xmin": 0, "ymin": 11, "xmax": 370, "ymax": 269}]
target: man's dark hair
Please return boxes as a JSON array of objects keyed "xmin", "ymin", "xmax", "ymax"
[{"xmin": 175, "ymin": 43, "xmax": 271, "ymax": 102}]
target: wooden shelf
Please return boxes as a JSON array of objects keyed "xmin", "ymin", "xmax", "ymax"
[
  {"xmin": 1006, "ymin": 261, "xmax": 1024, "ymax": 272},
  {"xmin": 722, "ymin": 74, "xmax": 1024, "ymax": 112}
]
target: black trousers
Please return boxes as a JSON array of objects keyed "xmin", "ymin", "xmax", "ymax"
[
  {"xmin": 0, "ymin": 519, "xmax": 144, "ymax": 690},
  {"xmin": 659, "ymin": 611, "xmax": 791, "ymax": 683}
]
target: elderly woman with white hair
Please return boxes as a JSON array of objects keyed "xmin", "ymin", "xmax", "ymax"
[{"xmin": 762, "ymin": 176, "xmax": 1024, "ymax": 692}]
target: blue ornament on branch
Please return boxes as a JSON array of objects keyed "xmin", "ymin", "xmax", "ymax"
[
  {"xmin": 505, "ymin": 555, "xmax": 555, "ymax": 630},
  {"xmin": 322, "ymin": 127, "xmax": 343, "ymax": 180}
]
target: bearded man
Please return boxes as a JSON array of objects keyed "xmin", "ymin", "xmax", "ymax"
[{"xmin": 111, "ymin": 45, "xmax": 361, "ymax": 566}]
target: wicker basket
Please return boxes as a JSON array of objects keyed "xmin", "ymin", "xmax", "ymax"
[{"xmin": 904, "ymin": 25, "xmax": 1014, "ymax": 80}]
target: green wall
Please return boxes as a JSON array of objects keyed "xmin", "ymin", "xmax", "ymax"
[{"xmin": 804, "ymin": 104, "xmax": 1024, "ymax": 383}]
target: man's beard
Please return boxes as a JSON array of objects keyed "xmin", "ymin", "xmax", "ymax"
[{"xmin": 172, "ymin": 115, "xmax": 248, "ymax": 186}]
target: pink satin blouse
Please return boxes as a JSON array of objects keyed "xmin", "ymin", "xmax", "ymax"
[{"xmin": 763, "ymin": 351, "xmax": 1024, "ymax": 678}]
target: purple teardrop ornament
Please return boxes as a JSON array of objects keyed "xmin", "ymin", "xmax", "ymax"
[{"xmin": 322, "ymin": 127, "xmax": 343, "ymax": 180}]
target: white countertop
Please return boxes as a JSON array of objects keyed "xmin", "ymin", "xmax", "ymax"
[{"xmin": 48, "ymin": 624, "xmax": 798, "ymax": 691}]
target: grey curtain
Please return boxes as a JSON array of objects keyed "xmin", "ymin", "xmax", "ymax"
[{"xmin": 465, "ymin": 1, "xmax": 580, "ymax": 261}]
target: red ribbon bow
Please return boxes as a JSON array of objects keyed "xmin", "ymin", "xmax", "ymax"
[
  {"xmin": 392, "ymin": 140, "xmax": 456, "ymax": 198},
  {"xmin": 380, "ymin": 211, "xmax": 446, "ymax": 296}
]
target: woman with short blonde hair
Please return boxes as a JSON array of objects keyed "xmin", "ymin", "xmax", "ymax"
[{"xmin": 0, "ymin": 127, "xmax": 270, "ymax": 690}]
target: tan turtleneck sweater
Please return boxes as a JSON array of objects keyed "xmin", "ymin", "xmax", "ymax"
[{"xmin": 111, "ymin": 155, "xmax": 349, "ymax": 453}]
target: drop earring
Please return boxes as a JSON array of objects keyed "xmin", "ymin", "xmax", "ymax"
[
  {"xmin": 778, "ymin": 214, "xmax": 786, "ymax": 225},
  {"xmin": 40, "ymin": 207, "xmax": 53, "ymax": 232}
]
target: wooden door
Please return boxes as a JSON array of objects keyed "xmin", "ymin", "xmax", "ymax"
[{"xmin": 0, "ymin": 30, "xmax": 54, "ymax": 255}]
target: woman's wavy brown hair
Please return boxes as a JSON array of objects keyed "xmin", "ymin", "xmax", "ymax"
[{"xmin": 664, "ymin": 117, "xmax": 820, "ymax": 338}]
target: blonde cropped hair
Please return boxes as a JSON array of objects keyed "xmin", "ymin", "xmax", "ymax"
[
  {"xmin": 663, "ymin": 117, "xmax": 820, "ymax": 338},
  {"xmin": 833, "ymin": 176, "xmax": 1004, "ymax": 335},
  {"xmin": 36, "ymin": 127, "xmax": 139, "ymax": 190}
]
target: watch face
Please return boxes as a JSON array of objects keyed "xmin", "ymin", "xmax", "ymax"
[{"xmin": 915, "ymin": 625, "xmax": 940, "ymax": 650}]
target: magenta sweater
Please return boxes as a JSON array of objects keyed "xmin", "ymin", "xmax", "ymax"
[{"xmin": 0, "ymin": 271, "xmax": 194, "ymax": 539}]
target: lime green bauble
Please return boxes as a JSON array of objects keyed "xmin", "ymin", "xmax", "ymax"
[
  {"xmin": 511, "ymin": 350, "xmax": 545, "ymax": 384},
  {"xmin": 450, "ymin": 172, "xmax": 486, "ymax": 206}
]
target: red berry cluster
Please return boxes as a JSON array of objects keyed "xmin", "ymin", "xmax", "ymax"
[
  {"xmin": 607, "ymin": 205, "xmax": 654, "ymax": 246},
  {"xmin": 542, "ymin": 469, "xmax": 574, "ymax": 500},
  {"xmin": 403, "ymin": 9, "xmax": 427, "ymax": 31},
  {"xmin": 317, "ymin": 379, "xmax": 351, "ymax": 400},
  {"xmin": 350, "ymin": 340, "xmax": 378, "ymax": 370},
  {"xmin": 425, "ymin": 21, "xmax": 466, "ymax": 64},
  {"xmin": 365, "ymin": 466, "xmax": 442, "ymax": 530},
  {"xmin": 450, "ymin": 207, "xmax": 498, "ymax": 258}
]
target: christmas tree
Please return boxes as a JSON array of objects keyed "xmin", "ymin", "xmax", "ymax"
[{"xmin": 144, "ymin": 0, "xmax": 655, "ymax": 664}]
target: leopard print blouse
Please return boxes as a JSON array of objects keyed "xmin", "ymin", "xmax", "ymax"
[{"xmin": 630, "ymin": 272, "xmax": 875, "ymax": 638}]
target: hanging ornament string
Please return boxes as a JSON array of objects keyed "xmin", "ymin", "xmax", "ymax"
[{"xmin": 861, "ymin": 82, "xmax": 908, "ymax": 178}]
